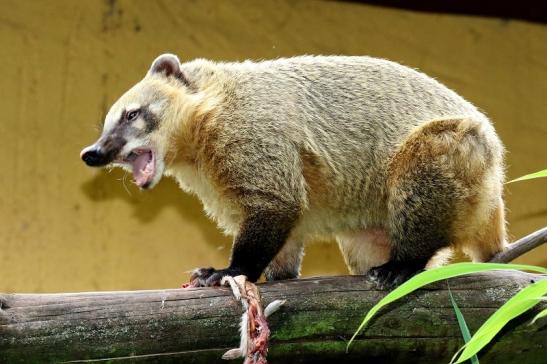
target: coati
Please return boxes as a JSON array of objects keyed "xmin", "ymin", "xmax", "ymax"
[{"xmin": 81, "ymin": 54, "xmax": 507, "ymax": 288}]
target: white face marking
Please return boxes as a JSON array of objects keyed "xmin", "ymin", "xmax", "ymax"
[
  {"xmin": 133, "ymin": 118, "xmax": 146, "ymax": 130},
  {"xmin": 103, "ymin": 109, "xmax": 123, "ymax": 134},
  {"xmin": 126, "ymin": 103, "xmax": 141, "ymax": 113},
  {"xmin": 149, "ymin": 100, "xmax": 166, "ymax": 115}
]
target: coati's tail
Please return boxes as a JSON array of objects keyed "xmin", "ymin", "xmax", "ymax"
[{"xmin": 375, "ymin": 117, "xmax": 507, "ymax": 286}]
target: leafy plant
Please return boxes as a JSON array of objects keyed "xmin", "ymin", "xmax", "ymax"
[
  {"xmin": 347, "ymin": 262, "xmax": 547, "ymax": 350},
  {"xmin": 506, "ymin": 169, "xmax": 547, "ymax": 183},
  {"xmin": 450, "ymin": 280, "xmax": 547, "ymax": 363},
  {"xmin": 530, "ymin": 307, "xmax": 547, "ymax": 325},
  {"xmin": 448, "ymin": 287, "xmax": 479, "ymax": 364}
]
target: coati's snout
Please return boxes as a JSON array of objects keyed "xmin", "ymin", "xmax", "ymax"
[
  {"xmin": 80, "ymin": 134, "xmax": 127, "ymax": 167},
  {"xmin": 80, "ymin": 146, "xmax": 109, "ymax": 167}
]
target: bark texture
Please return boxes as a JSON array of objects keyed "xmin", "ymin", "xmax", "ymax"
[{"xmin": 0, "ymin": 272, "xmax": 546, "ymax": 363}]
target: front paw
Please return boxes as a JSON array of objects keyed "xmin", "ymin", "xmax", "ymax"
[{"xmin": 189, "ymin": 267, "xmax": 244, "ymax": 287}]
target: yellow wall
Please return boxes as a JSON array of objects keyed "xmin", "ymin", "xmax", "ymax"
[{"xmin": 1, "ymin": 0, "xmax": 546, "ymax": 293}]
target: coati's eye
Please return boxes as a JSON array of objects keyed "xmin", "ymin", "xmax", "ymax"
[{"xmin": 126, "ymin": 110, "xmax": 140, "ymax": 122}]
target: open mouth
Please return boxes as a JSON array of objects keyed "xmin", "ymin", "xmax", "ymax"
[{"xmin": 124, "ymin": 148, "xmax": 155, "ymax": 188}]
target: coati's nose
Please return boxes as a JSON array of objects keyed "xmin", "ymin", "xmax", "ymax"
[{"xmin": 80, "ymin": 146, "xmax": 108, "ymax": 167}]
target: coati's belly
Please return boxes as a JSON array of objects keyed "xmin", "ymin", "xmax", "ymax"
[{"xmin": 290, "ymin": 203, "xmax": 387, "ymax": 242}]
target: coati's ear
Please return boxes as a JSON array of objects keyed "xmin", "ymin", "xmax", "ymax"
[{"xmin": 149, "ymin": 53, "xmax": 182, "ymax": 78}]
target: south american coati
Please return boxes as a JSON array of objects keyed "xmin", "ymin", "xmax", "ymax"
[{"xmin": 81, "ymin": 54, "xmax": 508, "ymax": 288}]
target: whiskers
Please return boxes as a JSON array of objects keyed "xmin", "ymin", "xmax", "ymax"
[{"xmin": 116, "ymin": 171, "xmax": 133, "ymax": 197}]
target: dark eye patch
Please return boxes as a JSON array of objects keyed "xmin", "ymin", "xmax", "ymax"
[{"xmin": 141, "ymin": 106, "xmax": 159, "ymax": 133}]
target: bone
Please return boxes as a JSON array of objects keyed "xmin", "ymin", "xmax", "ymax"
[{"xmin": 220, "ymin": 276, "xmax": 285, "ymax": 364}]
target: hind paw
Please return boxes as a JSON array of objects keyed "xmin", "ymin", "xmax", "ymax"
[{"xmin": 367, "ymin": 261, "xmax": 425, "ymax": 290}]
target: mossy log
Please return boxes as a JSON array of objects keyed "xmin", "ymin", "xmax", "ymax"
[{"xmin": 1, "ymin": 272, "xmax": 546, "ymax": 363}]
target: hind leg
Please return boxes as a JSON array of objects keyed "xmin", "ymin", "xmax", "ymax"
[
  {"xmin": 369, "ymin": 162, "xmax": 456, "ymax": 288},
  {"xmin": 264, "ymin": 239, "xmax": 304, "ymax": 281},
  {"xmin": 370, "ymin": 117, "xmax": 503, "ymax": 288}
]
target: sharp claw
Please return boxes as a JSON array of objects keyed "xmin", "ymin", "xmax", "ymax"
[
  {"xmin": 205, "ymin": 273, "xmax": 221, "ymax": 287},
  {"xmin": 187, "ymin": 267, "xmax": 243, "ymax": 287}
]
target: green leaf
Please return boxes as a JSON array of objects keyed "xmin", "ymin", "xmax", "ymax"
[
  {"xmin": 347, "ymin": 262, "xmax": 547, "ymax": 351},
  {"xmin": 448, "ymin": 287, "xmax": 479, "ymax": 364},
  {"xmin": 452, "ymin": 280, "xmax": 547, "ymax": 363},
  {"xmin": 530, "ymin": 307, "xmax": 547, "ymax": 325},
  {"xmin": 506, "ymin": 169, "xmax": 547, "ymax": 183}
]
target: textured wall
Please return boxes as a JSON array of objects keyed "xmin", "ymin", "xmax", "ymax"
[{"xmin": 1, "ymin": 0, "xmax": 546, "ymax": 292}]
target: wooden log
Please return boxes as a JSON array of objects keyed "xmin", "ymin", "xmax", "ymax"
[{"xmin": 0, "ymin": 271, "xmax": 545, "ymax": 363}]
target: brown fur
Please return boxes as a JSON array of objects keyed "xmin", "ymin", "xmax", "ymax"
[
  {"xmin": 458, "ymin": 197, "xmax": 507, "ymax": 261},
  {"xmin": 387, "ymin": 117, "xmax": 506, "ymax": 264},
  {"xmin": 388, "ymin": 118, "xmax": 485, "ymax": 188},
  {"xmin": 300, "ymin": 148, "xmax": 329, "ymax": 199}
]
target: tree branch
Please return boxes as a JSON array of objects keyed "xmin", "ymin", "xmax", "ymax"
[
  {"xmin": 1, "ymin": 271, "xmax": 545, "ymax": 363},
  {"xmin": 489, "ymin": 227, "xmax": 547, "ymax": 263}
]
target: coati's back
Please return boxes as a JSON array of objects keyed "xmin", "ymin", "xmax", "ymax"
[{"xmin": 210, "ymin": 55, "xmax": 488, "ymax": 131}]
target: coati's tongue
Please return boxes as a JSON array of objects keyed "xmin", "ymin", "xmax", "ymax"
[{"xmin": 131, "ymin": 151, "xmax": 154, "ymax": 187}]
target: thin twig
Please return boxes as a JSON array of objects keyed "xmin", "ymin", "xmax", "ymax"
[{"xmin": 489, "ymin": 227, "xmax": 547, "ymax": 263}]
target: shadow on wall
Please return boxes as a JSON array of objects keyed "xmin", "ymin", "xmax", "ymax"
[{"xmin": 79, "ymin": 168, "xmax": 230, "ymax": 249}]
